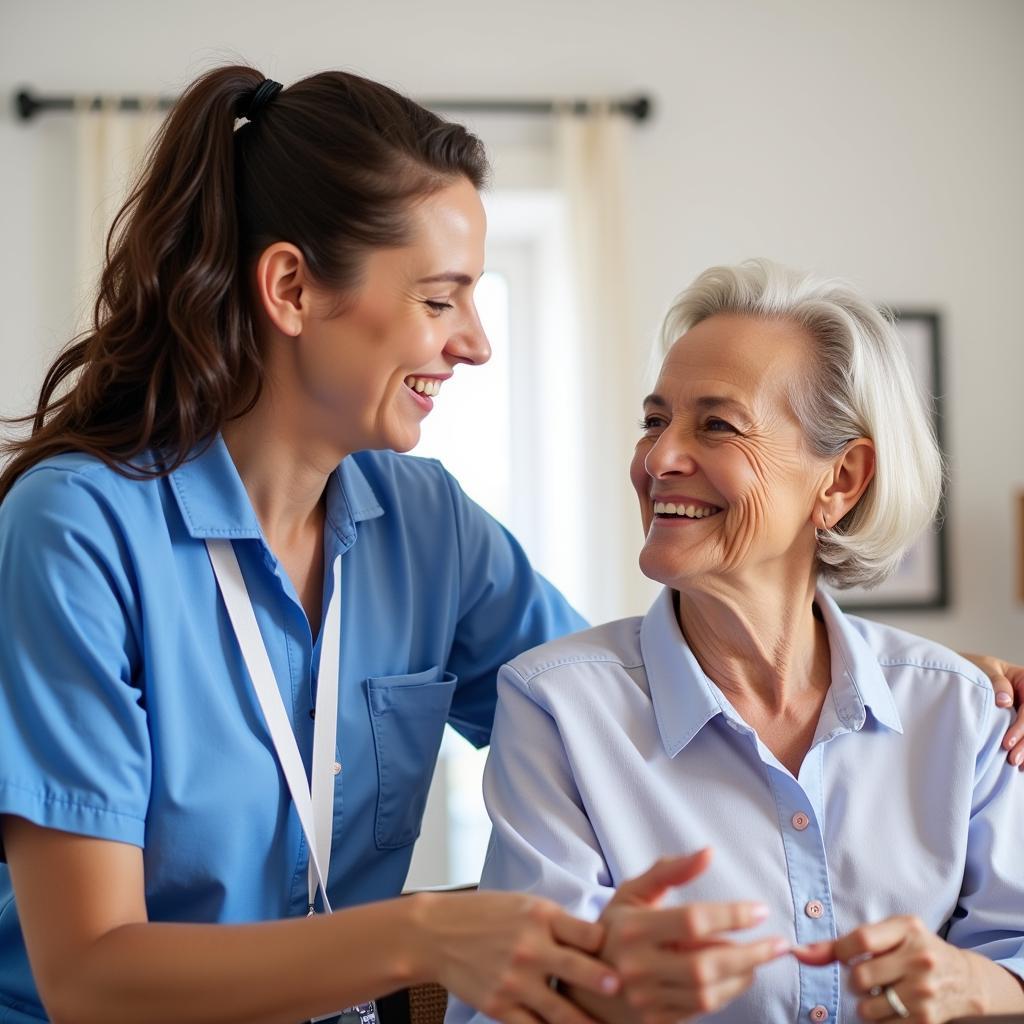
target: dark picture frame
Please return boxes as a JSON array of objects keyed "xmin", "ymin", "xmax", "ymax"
[{"xmin": 829, "ymin": 310, "xmax": 950, "ymax": 613}]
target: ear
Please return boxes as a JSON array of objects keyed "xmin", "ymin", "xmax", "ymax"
[
  {"xmin": 814, "ymin": 438, "xmax": 876, "ymax": 530},
  {"xmin": 253, "ymin": 242, "xmax": 308, "ymax": 337}
]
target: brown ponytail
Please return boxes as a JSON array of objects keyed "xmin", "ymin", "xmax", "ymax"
[{"xmin": 0, "ymin": 65, "xmax": 489, "ymax": 501}]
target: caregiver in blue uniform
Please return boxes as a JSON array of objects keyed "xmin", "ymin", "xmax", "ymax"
[
  {"xmin": 0, "ymin": 65, "xmax": 1021, "ymax": 1024},
  {"xmin": 0, "ymin": 66, "xmax": 621, "ymax": 1024}
]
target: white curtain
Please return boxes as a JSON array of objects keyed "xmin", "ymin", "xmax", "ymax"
[
  {"xmin": 73, "ymin": 100, "xmax": 165, "ymax": 328},
  {"xmin": 554, "ymin": 107, "xmax": 640, "ymax": 624}
]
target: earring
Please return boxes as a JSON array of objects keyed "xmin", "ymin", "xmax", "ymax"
[{"xmin": 815, "ymin": 509, "xmax": 829, "ymax": 540}]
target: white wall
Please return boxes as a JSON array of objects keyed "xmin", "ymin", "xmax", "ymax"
[{"xmin": 2, "ymin": 0, "xmax": 1023, "ymax": 656}]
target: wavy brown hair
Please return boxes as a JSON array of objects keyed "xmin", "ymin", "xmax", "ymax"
[{"xmin": 0, "ymin": 65, "xmax": 489, "ymax": 501}]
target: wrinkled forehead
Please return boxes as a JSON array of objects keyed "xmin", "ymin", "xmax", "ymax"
[{"xmin": 654, "ymin": 313, "xmax": 814, "ymax": 409}]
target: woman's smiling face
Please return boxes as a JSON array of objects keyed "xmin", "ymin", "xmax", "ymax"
[
  {"xmin": 284, "ymin": 175, "xmax": 490, "ymax": 456},
  {"xmin": 631, "ymin": 313, "xmax": 833, "ymax": 592}
]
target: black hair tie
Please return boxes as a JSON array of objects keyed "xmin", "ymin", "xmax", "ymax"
[{"xmin": 242, "ymin": 79, "xmax": 283, "ymax": 122}]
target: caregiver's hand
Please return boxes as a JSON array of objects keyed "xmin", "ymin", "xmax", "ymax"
[
  {"xmin": 592, "ymin": 849, "xmax": 787, "ymax": 1024},
  {"xmin": 960, "ymin": 652, "xmax": 1024, "ymax": 767},
  {"xmin": 794, "ymin": 915, "xmax": 1024, "ymax": 1021},
  {"xmin": 416, "ymin": 889, "xmax": 618, "ymax": 1024}
]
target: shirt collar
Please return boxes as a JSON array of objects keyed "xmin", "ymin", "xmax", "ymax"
[
  {"xmin": 640, "ymin": 588, "xmax": 724, "ymax": 758},
  {"xmin": 813, "ymin": 588, "xmax": 903, "ymax": 735},
  {"xmin": 169, "ymin": 435, "xmax": 385, "ymax": 543},
  {"xmin": 328, "ymin": 455, "xmax": 385, "ymax": 547},
  {"xmin": 640, "ymin": 585, "xmax": 903, "ymax": 759}
]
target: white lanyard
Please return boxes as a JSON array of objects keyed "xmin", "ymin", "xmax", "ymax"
[{"xmin": 207, "ymin": 539, "xmax": 341, "ymax": 916}]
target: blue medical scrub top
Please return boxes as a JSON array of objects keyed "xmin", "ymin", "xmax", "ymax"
[{"xmin": 0, "ymin": 437, "xmax": 585, "ymax": 1022}]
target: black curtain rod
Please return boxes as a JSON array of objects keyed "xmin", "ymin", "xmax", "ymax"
[{"xmin": 14, "ymin": 88, "xmax": 652, "ymax": 123}]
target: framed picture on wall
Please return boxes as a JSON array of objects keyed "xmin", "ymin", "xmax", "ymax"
[{"xmin": 828, "ymin": 310, "xmax": 950, "ymax": 613}]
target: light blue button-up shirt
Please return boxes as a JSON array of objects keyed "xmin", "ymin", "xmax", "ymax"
[
  {"xmin": 0, "ymin": 436, "xmax": 585, "ymax": 1023},
  {"xmin": 449, "ymin": 587, "xmax": 1024, "ymax": 1024}
]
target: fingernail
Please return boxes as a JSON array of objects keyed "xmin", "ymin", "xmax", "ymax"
[
  {"xmin": 996, "ymin": 693, "xmax": 1013, "ymax": 707},
  {"xmin": 601, "ymin": 975, "xmax": 619, "ymax": 994},
  {"xmin": 771, "ymin": 938, "xmax": 790, "ymax": 956},
  {"xmin": 750, "ymin": 903, "xmax": 770, "ymax": 921}
]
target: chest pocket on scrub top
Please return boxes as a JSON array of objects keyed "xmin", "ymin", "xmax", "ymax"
[{"xmin": 367, "ymin": 665, "xmax": 458, "ymax": 850}]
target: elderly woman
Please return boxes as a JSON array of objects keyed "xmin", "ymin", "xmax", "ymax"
[{"xmin": 448, "ymin": 261, "xmax": 1024, "ymax": 1023}]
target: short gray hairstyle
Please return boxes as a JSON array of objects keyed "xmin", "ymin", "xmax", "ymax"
[{"xmin": 659, "ymin": 258, "xmax": 943, "ymax": 590}]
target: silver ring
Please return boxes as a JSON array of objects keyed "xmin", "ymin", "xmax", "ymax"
[{"xmin": 884, "ymin": 984, "xmax": 910, "ymax": 1019}]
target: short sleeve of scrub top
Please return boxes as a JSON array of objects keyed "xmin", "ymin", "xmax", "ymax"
[{"xmin": 0, "ymin": 463, "xmax": 149, "ymax": 852}]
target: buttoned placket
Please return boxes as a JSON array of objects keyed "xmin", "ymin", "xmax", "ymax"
[
  {"xmin": 273, "ymin": 546, "xmax": 331, "ymax": 917},
  {"xmin": 212, "ymin": 535, "xmax": 342, "ymax": 918},
  {"xmin": 253, "ymin": 523, "xmax": 355, "ymax": 918},
  {"xmin": 280, "ymin": 477, "xmax": 368, "ymax": 916},
  {"xmin": 718, "ymin": 703, "xmax": 843, "ymax": 1022}
]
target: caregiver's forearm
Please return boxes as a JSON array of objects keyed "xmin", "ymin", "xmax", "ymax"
[{"xmin": 38, "ymin": 902, "xmax": 423, "ymax": 1024}]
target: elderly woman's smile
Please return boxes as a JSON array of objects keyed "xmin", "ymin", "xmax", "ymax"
[
  {"xmin": 631, "ymin": 312, "xmax": 837, "ymax": 591},
  {"xmin": 649, "ymin": 498, "xmax": 723, "ymax": 520}
]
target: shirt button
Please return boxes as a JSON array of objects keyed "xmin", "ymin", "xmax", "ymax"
[
  {"xmin": 332, "ymin": 762, "xmax": 342, "ymax": 776},
  {"xmin": 809, "ymin": 1006, "xmax": 829, "ymax": 1021},
  {"xmin": 792, "ymin": 812, "xmax": 810, "ymax": 831},
  {"xmin": 805, "ymin": 900, "xmax": 825, "ymax": 919}
]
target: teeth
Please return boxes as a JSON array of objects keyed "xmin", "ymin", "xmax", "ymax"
[
  {"xmin": 405, "ymin": 376, "xmax": 441, "ymax": 397},
  {"xmin": 653, "ymin": 501, "xmax": 720, "ymax": 519}
]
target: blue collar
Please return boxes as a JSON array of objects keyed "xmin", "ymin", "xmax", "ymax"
[
  {"xmin": 641, "ymin": 586, "xmax": 903, "ymax": 759},
  {"xmin": 169, "ymin": 435, "xmax": 385, "ymax": 545}
]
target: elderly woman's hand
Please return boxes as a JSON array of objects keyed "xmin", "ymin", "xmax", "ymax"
[
  {"xmin": 794, "ymin": 916, "xmax": 1024, "ymax": 1022},
  {"xmin": 595, "ymin": 849, "xmax": 787, "ymax": 1024},
  {"xmin": 960, "ymin": 653, "xmax": 1024, "ymax": 768}
]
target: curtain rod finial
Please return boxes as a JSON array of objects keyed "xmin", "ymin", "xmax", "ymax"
[
  {"xmin": 15, "ymin": 89, "xmax": 39, "ymax": 122},
  {"xmin": 622, "ymin": 95, "xmax": 653, "ymax": 123}
]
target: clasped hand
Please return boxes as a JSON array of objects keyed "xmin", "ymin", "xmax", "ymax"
[
  {"xmin": 595, "ymin": 848, "xmax": 788, "ymax": 1024},
  {"xmin": 794, "ymin": 917, "xmax": 987, "ymax": 1023}
]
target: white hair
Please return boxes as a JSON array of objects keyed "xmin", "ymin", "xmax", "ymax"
[{"xmin": 659, "ymin": 259, "xmax": 943, "ymax": 590}]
